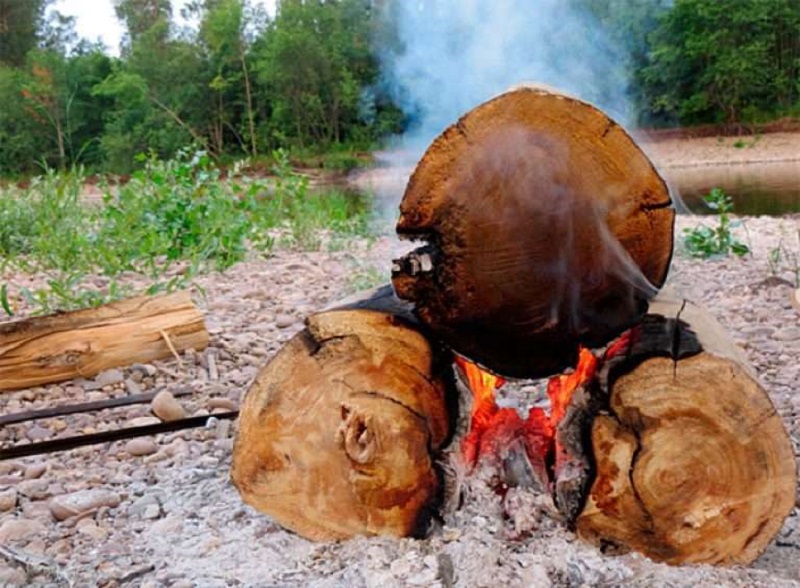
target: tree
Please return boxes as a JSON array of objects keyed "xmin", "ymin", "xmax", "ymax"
[
  {"xmin": 578, "ymin": 0, "xmax": 672, "ymax": 126},
  {"xmin": 0, "ymin": 65, "xmax": 47, "ymax": 173},
  {"xmin": 642, "ymin": 0, "xmax": 800, "ymax": 126},
  {"xmin": 199, "ymin": 0, "xmax": 258, "ymax": 156},
  {"xmin": 115, "ymin": 0, "xmax": 173, "ymax": 49},
  {"xmin": 0, "ymin": 0, "xmax": 49, "ymax": 67},
  {"xmin": 253, "ymin": 0, "xmax": 380, "ymax": 148}
]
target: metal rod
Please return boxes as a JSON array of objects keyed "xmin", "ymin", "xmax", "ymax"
[
  {"xmin": 0, "ymin": 411, "xmax": 239, "ymax": 461},
  {"xmin": 0, "ymin": 389, "xmax": 194, "ymax": 427}
]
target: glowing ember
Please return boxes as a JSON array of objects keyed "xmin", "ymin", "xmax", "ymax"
[
  {"xmin": 456, "ymin": 348, "xmax": 598, "ymax": 470},
  {"xmin": 603, "ymin": 327, "xmax": 639, "ymax": 361}
]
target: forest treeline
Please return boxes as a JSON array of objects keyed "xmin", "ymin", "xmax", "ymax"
[{"xmin": 0, "ymin": 0, "xmax": 798, "ymax": 175}]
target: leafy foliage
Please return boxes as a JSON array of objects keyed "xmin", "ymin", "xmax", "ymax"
[
  {"xmin": 642, "ymin": 0, "xmax": 800, "ymax": 125},
  {"xmin": 1, "ymin": 0, "xmax": 799, "ymax": 173},
  {"xmin": 0, "ymin": 151, "xmax": 372, "ymax": 315},
  {"xmin": 683, "ymin": 188, "xmax": 750, "ymax": 259}
]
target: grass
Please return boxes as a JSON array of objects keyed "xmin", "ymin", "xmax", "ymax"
[{"xmin": 0, "ymin": 149, "xmax": 373, "ymax": 316}]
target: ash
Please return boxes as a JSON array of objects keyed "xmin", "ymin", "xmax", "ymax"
[{"xmin": 1, "ymin": 217, "xmax": 798, "ymax": 587}]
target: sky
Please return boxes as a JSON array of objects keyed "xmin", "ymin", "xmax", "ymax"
[{"xmin": 54, "ymin": 0, "xmax": 276, "ymax": 56}]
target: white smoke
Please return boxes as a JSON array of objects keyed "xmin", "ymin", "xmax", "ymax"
[{"xmin": 379, "ymin": 0, "xmax": 630, "ymax": 155}]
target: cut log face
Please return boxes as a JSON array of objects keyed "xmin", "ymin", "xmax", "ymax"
[
  {"xmin": 577, "ymin": 299, "xmax": 797, "ymax": 565},
  {"xmin": 392, "ymin": 86, "xmax": 675, "ymax": 378},
  {"xmin": 0, "ymin": 291, "xmax": 208, "ymax": 392},
  {"xmin": 231, "ymin": 305, "xmax": 454, "ymax": 541}
]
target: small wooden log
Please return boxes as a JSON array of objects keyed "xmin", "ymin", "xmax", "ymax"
[
  {"xmin": 392, "ymin": 86, "xmax": 674, "ymax": 378},
  {"xmin": 231, "ymin": 288, "xmax": 455, "ymax": 541},
  {"xmin": 0, "ymin": 291, "xmax": 208, "ymax": 392},
  {"xmin": 577, "ymin": 298, "xmax": 797, "ymax": 565}
]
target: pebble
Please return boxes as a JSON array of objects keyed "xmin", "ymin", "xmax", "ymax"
[
  {"xmin": 49, "ymin": 489, "xmax": 121, "ymax": 521},
  {"xmin": 129, "ymin": 416, "xmax": 162, "ymax": 427},
  {"xmin": 24, "ymin": 463, "xmax": 47, "ymax": 480},
  {"xmin": 774, "ymin": 327, "xmax": 800, "ymax": 341},
  {"xmin": 17, "ymin": 479, "xmax": 49, "ymax": 500},
  {"xmin": 143, "ymin": 504, "xmax": 161, "ymax": 520},
  {"xmin": 0, "ymin": 565, "xmax": 27, "ymax": 587},
  {"xmin": 21, "ymin": 501, "xmax": 51, "ymax": 519},
  {"xmin": 275, "ymin": 314, "xmax": 296, "ymax": 329},
  {"xmin": 407, "ymin": 568, "xmax": 438, "ymax": 586},
  {"xmin": 125, "ymin": 377, "xmax": 143, "ymax": 395},
  {"xmin": 76, "ymin": 518, "xmax": 108, "ymax": 541},
  {"xmin": 151, "ymin": 390, "xmax": 187, "ymax": 422},
  {"xmin": 0, "ymin": 518, "xmax": 46, "ymax": 543},
  {"xmin": 96, "ymin": 368, "xmax": 125, "ymax": 387},
  {"xmin": 520, "ymin": 564, "xmax": 552, "ymax": 588},
  {"xmin": 25, "ymin": 425, "xmax": 52, "ymax": 442},
  {"xmin": 129, "ymin": 494, "xmax": 161, "ymax": 517},
  {"xmin": 742, "ymin": 325, "xmax": 775, "ymax": 338},
  {"xmin": 0, "ymin": 488, "xmax": 18, "ymax": 511},
  {"xmin": 132, "ymin": 363, "xmax": 158, "ymax": 377},
  {"xmin": 208, "ymin": 397, "xmax": 237, "ymax": 412},
  {"xmin": 126, "ymin": 438, "xmax": 158, "ymax": 457}
]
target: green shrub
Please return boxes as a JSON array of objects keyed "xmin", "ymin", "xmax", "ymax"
[{"xmin": 683, "ymin": 188, "xmax": 750, "ymax": 258}]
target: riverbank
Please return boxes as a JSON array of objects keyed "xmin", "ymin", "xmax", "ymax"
[{"xmin": 639, "ymin": 132, "xmax": 800, "ymax": 169}]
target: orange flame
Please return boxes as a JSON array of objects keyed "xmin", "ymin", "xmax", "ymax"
[
  {"xmin": 457, "ymin": 347, "xmax": 598, "ymax": 468},
  {"xmin": 546, "ymin": 347, "xmax": 598, "ymax": 427},
  {"xmin": 455, "ymin": 356, "xmax": 505, "ymax": 428}
]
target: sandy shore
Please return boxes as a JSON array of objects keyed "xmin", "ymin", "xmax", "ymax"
[{"xmin": 638, "ymin": 132, "xmax": 800, "ymax": 169}]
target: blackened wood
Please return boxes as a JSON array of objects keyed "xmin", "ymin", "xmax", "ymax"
[{"xmin": 0, "ymin": 411, "xmax": 238, "ymax": 460}]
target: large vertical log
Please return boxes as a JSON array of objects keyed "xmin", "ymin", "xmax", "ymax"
[
  {"xmin": 231, "ymin": 287, "xmax": 455, "ymax": 540},
  {"xmin": 577, "ymin": 299, "xmax": 797, "ymax": 565},
  {"xmin": 392, "ymin": 86, "xmax": 675, "ymax": 378}
]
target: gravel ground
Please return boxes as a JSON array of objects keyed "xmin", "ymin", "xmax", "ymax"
[{"xmin": 0, "ymin": 213, "xmax": 798, "ymax": 587}]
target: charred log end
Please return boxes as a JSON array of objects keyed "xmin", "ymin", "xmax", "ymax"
[{"xmin": 554, "ymin": 385, "xmax": 598, "ymax": 525}]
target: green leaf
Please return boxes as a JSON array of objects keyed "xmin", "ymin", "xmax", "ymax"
[{"xmin": 0, "ymin": 284, "xmax": 14, "ymax": 316}]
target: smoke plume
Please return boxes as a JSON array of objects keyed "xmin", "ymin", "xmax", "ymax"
[{"xmin": 379, "ymin": 0, "xmax": 629, "ymax": 154}]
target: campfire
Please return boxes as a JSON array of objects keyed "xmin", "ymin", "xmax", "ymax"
[{"xmin": 230, "ymin": 86, "xmax": 796, "ymax": 567}]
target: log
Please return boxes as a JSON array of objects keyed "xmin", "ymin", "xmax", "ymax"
[
  {"xmin": 576, "ymin": 298, "xmax": 797, "ymax": 565},
  {"xmin": 231, "ymin": 287, "xmax": 455, "ymax": 541},
  {"xmin": 0, "ymin": 291, "xmax": 208, "ymax": 392},
  {"xmin": 392, "ymin": 86, "xmax": 674, "ymax": 378}
]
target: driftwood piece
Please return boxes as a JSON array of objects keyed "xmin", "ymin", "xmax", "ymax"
[
  {"xmin": 392, "ymin": 86, "xmax": 674, "ymax": 378},
  {"xmin": 0, "ymin": 291, "xmax": 208, "ymax": 392},
  {"xmin": 576, "ymin": 298, "xmax": 797, "ymax": 565},
  {"xmin": 231, "ymin": 288, "xmax": 455, "ymax": 541}
]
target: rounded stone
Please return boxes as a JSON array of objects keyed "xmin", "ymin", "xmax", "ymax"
[
  {"xmin": 125, "ymin": 438, "xmax": 158, "ymax": 457},
  {"xmin": 151, "ymin": 391, "xmax": 187, "ymax": 422}
]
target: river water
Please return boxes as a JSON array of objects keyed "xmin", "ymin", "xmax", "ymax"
[
  {"xmin": 666, "ymin": 161, "xmax": 800, "ymax": 216},
  {"xmin": 349, "ymin": 160, "xmax": 800, "ymax": 218}
]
